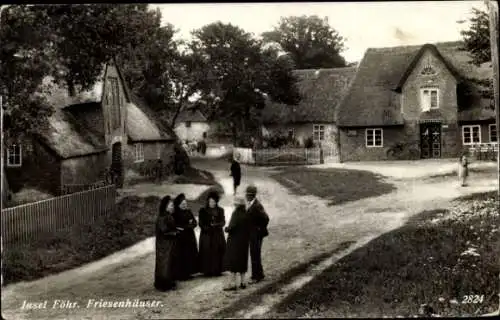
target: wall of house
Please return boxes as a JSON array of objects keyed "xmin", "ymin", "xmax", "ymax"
[
  {"xmin": 175, "ymin": 121, "xmax": 210, "ymax": 143},
  {"xmin": 122, "ymin": 141, "xmax": 175, "ymax": 184},
  {"xmin": 102, "ymin": 64, "xmax": 127, "ymax": 147},
  {"xmin": 60, "ymin": 153, "xmax": 110, "ymax": 186},
  {"xmin": 339, "ymin": 127, "xmax": 406, "ymax": 162},
  {"xmin": 4, "ymin": 139, "xmax": 62, "ymax": 195},
  {"xmin": 399, "ymin": 48, "xmax": 460, "ymax": 159},
  {"xmin": 264, "ymin": 123, "xmax": 338, "ymax": 147}
]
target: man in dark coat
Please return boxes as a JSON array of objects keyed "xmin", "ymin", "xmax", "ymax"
[
  {"xmin": 230, "ymin": 153, "xmax": 242, "ymax": 195},
  {"xmin": 245, "ymin": 185, "xmax": 269, "ymax": 284}
]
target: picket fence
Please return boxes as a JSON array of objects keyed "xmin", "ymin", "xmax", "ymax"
[
  {"xmin": 234, "ymin": 147, "xmax": 337, "ymax": 165},
  {"xmin": 1, "ymin": 185, "xmax": 116, "ymax": 247}
]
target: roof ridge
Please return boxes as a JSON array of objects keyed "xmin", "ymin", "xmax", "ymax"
[{"xmin": 367, "ymin": 40, "xmax": 463, "ymax": 52}]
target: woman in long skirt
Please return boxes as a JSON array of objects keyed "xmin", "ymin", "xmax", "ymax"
[
  {"xmin": 223, "ymin": 196, "xmax": 252, "ymax": 291},
  {"xmin": 173, "ymin": 193, "xmax": 199, "ymax": 280},
  {"xmin": 199, "ymin": 191, "xmax": 226, "ymax": 277},
  {"xmin": 458, "ymin": 154, "xmax": 469, "ymax": 187},
  {"xmin": 155, "ymin": 196, "xmax": 178, "ymax": 291}
]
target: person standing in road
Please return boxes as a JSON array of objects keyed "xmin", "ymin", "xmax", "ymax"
[
  {"xmin": 198, "ymin": 191, "xmax": 226, "ymax": 277},
  {"xmin": 458, "ymin": 153, "xmax": 469, "ymax": 187},
  {"xmin": 154, "ymin": 196, "xmax": 178, "ymax": 291},
  {"xmin": 230, "ymin": 153, "xmax": 242, "ymax": 195},
  {"xmin": 245, "ymin": 185, "xmax": 269, "ymax": 284}
]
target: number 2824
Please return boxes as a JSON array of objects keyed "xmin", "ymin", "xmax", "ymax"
[{"xmin": 462, "ymin": 295, "xmax": 484, "ymax": 304}]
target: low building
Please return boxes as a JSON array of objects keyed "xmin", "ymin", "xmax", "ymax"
[
  {"xmin": 4, "ymin": 60, "xmax": 176, "ymax": 195},
  {"xmin": 260, "ymin": 67, "xmax": 357, "ymax": 162},
  {"xmin": 174, "ymin": 109, "xmax": 210, "ymax": 143},
  {"xmin": 336, "ymin": 41, "xmax": 495, "ymax": 162}
]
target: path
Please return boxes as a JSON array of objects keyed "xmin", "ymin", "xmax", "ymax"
[{"xmin": 1, "ymin": 159, "xmax": 497, "ymax": 319}]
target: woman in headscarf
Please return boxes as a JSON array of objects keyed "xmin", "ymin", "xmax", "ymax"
[
  {"xmin": 155, "ymin": 196, "xmax": 178, "ymax": 291},
  {"xmin": 172, "ymin": 193, "xmax": 199, "ymax": 280},
  {"xmin": 198, "ymin": 191, "xmax": 226, "ymax": 277},
  {"xmin": 223, "ymin": 196, "xmax": 252, "ymax": 291}
]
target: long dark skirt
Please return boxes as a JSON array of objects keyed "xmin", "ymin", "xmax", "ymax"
[
  {"xmin": 154, "ymin": 236, "xmax": 176, "ymax": 291},
  {"xmin": 173, "ymin": 229, "xmax": 199, "ymax": 280},
  {"xmin": 224, "ymin": 232, "xmax": 250, "ymax": 273},
  {"xmin": 199, "ymin": 228, "xmax": 226, "ymax": 276}
]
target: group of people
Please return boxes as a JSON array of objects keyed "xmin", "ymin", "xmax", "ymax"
[{"xmin": 154, "ymin": 184, "xmax": 270, "ymax": 292}]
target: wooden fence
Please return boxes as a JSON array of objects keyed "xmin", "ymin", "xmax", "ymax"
[
  {"xmin": 467, "ymin": 142, "xmax": 498, "ymax": 161},
  {"xmin": 233, "ymin": 147, "xmax": 339, "ymax": 165},
  {"xmin": 1, "ymin": 185, "xmax": 116, "ymax": 247}
]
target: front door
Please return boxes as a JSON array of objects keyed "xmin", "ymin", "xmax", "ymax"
[
  {"xmin": 420, "ymin": 123, "xmax": 441, "ymax": 159},
  {"xmin": 111, "ymin": 142, "xmax": 124, "ymax": 188}
]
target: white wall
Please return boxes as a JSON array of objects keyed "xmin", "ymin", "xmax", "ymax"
[{"xmin": 174, "ymin": 121, "xmax": 210, "ymax": 142}]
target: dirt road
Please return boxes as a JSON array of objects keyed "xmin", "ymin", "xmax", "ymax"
[{"xmin": 1, "ymin": 160, "xmax": 496, "ymax": 319}]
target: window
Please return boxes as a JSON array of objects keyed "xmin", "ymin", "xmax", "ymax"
[
  {"xmin": 420, "ymin": 88, "xmax": 439, "ymax": 111},
  {"xmin": 134, "ymin": 143, "xmax": 144, "ymax": 162},
  {"xmin": 288, "ymin": 128, "xmax": 295, "ymax": 139},
  {"xmin": 313, "ymin": 124, "xmax": 325, "ymax": 141},
  {"xmin": 185, "ymin": 121, "xmax": 191, "ymax": 128},
  {"xmin": 365, "ymin": 128, "xmax": 383, "ymax": 147},
  {"xmin": 6, "ymin": 144, "xmax": 22, "ymax": 167},
  {"xmin": 462, "ymin": 125, "xmax": 481, "ymax": 145},
  {"xmin": 489, "ymin": 124, "xmax": 498, "ymax": 143}
]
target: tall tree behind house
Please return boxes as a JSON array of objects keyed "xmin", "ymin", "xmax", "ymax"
[{"xmin": 262, "ymin": 15, "xmax": 347, "ymax": 69}]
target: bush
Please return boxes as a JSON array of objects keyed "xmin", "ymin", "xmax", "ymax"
[
  {"xmin": 304, "ymin": 136, "xmax": 315, "ymax": 149},
  {"xmin": 174, "ymin": 142, "xmax": 190, "ymax": 175}
]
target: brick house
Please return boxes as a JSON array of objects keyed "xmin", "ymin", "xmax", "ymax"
[
  {"xmin": 261, "ymin": 67, "xmax": 357, "ymax": 161},
  {"xmin": 4, "ymin": 61, "xmax": 177, "ymax": 195},
  {"xmin": 336, "ymin": 41, "xmax": 495, "ymax": 162}
]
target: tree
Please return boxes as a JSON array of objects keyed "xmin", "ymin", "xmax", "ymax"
[
  {"xmin": 459, "ymin": 7, "xmax": 494, "ymax": 100},
  {"xmin": 262, "ymin": 15, "xmax": 347, "ymax": 69},
  {"xmin": 0, "ymin": 4, "xmax": 166, "ymax": 141},
  {"xmin": 189, "ymin": 22, "xmax": 301, "ymax": 146}
]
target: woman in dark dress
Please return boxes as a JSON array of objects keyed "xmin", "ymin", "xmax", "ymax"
[
  {"xmin": 155, "ymin": 196, "xmax": 178, "ymax": 291},
  {"xmin": 173, "ymin": 193, "xmax": 199, "ymax": 280},
  {"xmin": 198, "ymin": 191, "xmax": 226, "ymax": 277},
  {"xmin": 223, "ymin": 196, "xmax": 252, "ymax": 291}
]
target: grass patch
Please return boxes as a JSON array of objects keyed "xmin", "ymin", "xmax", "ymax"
[
  {"xmin": 267, "ymin": 192, "xmax": 499, "ymax": 318},
  {"xmin": 215, "ymin": 241, "xmax": 355, "ymax": 319},
  {"xmin": 271, "ymin": 167, "xmax": 396, "ymax": 206},
  {"xmin": 2, "ymin": 184, "xmax": 223, "ymax": 286},
  {"xmin": 173, "ymin": 167, "xmax": 218, "ymax": 185}
]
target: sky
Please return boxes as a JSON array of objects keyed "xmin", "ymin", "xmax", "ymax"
[{"xmin": 152, "ymin": 1, "xmax": 487, "ymax": 63}]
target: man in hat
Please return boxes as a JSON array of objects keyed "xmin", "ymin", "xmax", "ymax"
[{"xmin": 245, "ymin": 185, "xmax": 269, "ymax": 283}]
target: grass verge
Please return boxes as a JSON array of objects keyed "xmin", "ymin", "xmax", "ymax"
[
  {"xmin": 270, "ymin": 167, "xmax": 396, "ymax": 206},
  {"xmin": 265, "ymin": 192, "xmax": 499, "ymax": 318},
  {"xmin": 2, "ymin": 168, "xmax": 223, "ymax": 286}
]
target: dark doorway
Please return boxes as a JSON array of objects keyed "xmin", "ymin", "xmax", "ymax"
[
  {"xmin": 420, "ymin": 123, "xmax": 442, "ymax": 159},
  {"xmin": 111, "ymin": 142, "xmax": 124, "ymax": 188}
]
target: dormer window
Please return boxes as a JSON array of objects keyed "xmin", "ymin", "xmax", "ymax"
[{"xmin": 420, "ymin": 88, "xmax": 439, "ymax": 112}]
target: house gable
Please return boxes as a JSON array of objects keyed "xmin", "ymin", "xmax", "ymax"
[{"xmin": 400, "ymin": 46, "xmax": 460, "ymax": 122}]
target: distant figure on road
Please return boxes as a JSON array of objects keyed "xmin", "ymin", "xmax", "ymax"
[
  {"xmin": 245, "ymin": 185, "xmax": 269, "ymax": 284},
  {"xmin": 458, "ymin": 154, "xmax": 469, "ymax": 187},
  {"xmin": 198, "ymin": 191, "xmax": 226, "ymax": 277},
  {"xmin": 173, "ymin": 193, "xmax": 199, "ymax": 280},
  {"xmin": 223, "ymin": 196, "xmax": 252, "ymax": 291},
  {"xmin": 154, "ymin": 196, "xmax": 178, "ymax": 291},
  {"xmin": 230, "ymin": 153, "xmax": 242, "ymax": 195}
]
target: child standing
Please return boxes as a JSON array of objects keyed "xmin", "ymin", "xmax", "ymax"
[{"xmin": 458, "ymin": 154, "xmax": 469, "ymax": 187}]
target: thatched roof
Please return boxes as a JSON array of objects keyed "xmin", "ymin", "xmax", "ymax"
[
  {"xmin": 262, "ymin": 67, "xmax": 357, "ymax": 124},
  {"xmin": 176, "ymin": 109, "xmax": 207, "ymax": 123},
  {"xmin": 38, "ymin": 107, "xmax": 108, "ymax": 159},
  {"xmin": 337, "ymin": 41, "xmax": 493, "ymax": 127},
  {"xmin": 129, "ymin": 94, "xmax": 176, "ymax": 141},
  {"xmin": 37, "ymin": 63, "xmax": 175, "ymax": 158}
]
